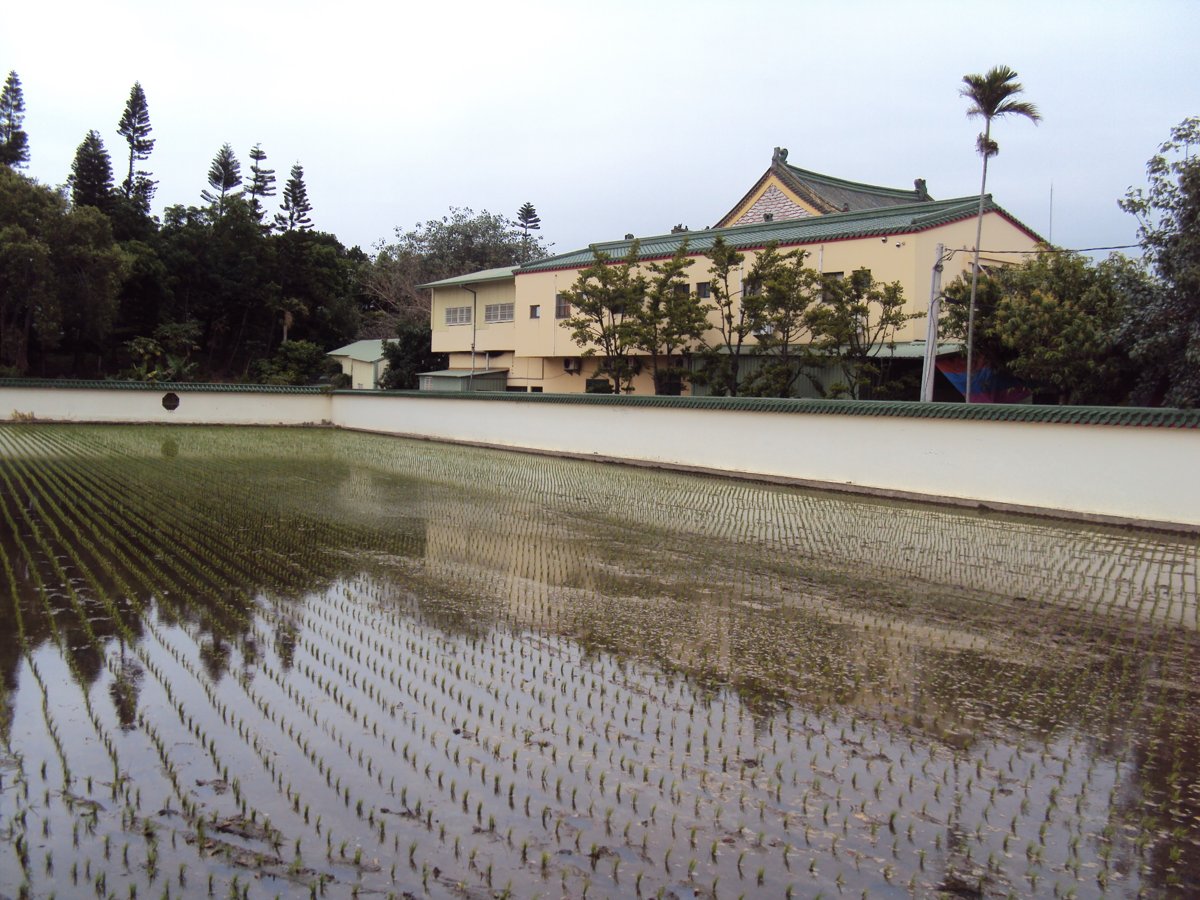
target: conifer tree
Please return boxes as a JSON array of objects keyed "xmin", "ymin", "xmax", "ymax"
[
  {"xmin": 516, "ymin": 201, "xmax": 541, "ymax": 263},
  {"xmin": 275, "ymin": 162, "xmax": 313, "ymax": 232},
  {"xmin": 117, "ymin": 81, "xmax": 157, "ymax": 212},
  {"xmin": 201, "ymin": 143, "xmax": 242, "ymax": 216},
  {"xmin": 0, "ymin": 70, "xmax": 29, "ymax": 168},
  {"xmin": 68, "ymin": 130, "xmax": 115, "ymax": 211},
  {"xmin": 245, "ymin": 143, "xmax": 276, "ymax": 223}
]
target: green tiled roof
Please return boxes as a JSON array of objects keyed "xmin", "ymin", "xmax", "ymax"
[
  {"xmin": 777, "ymin": 162, "xmax": 929, "ymax": 211},
  {"xmin": 419, "ymin": 266, "xmax": 517, "ymax": 290},
  {"xmin": 371, "ymin": 390, "xmax": 1200, "ymax": 428},
  {"xmin": 0, "ymin": 379, "xmax": 327, "ymax": 393},
  {"xmin": 520, "ymin": 196, "xmax": 1036, "ymax": 273}
]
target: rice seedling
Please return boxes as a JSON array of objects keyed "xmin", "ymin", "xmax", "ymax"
[{"xmin": 1, "ymin": 423, "xmax": 1198, "ymax": 899}]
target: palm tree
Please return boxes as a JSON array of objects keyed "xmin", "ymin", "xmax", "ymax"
[{"xmin": 960, "ymin": 65, "xmax": 1040, "ymax": 402}]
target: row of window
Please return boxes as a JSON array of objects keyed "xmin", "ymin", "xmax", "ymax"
[
  {"xmin": 445, "ymin": 297, "xmax": 572, "ymax": 326},
  {"xmin": 445, "ymin": 276, "xmax": 848, "ymax": 326}
]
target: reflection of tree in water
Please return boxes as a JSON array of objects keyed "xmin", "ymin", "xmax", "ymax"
[{"xmin": 108, "ymin": 639, "xmax": 143, "ymax": 730}]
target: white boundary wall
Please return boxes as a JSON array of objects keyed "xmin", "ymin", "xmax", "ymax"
[
  {"xmin": 4, "ymin": 385, "xmax": 1197, "ymax": 530},
  {"xmin": 2, "ymin": 385, "xmax": 330, "ymax": 426}
]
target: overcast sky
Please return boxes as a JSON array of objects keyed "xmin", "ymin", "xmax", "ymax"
[{"xmin": 4, "ymin": 0, "xmax": 1197, "ymax": 261}]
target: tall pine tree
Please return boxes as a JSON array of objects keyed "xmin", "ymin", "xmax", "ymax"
[
  {"xmin": 201, "ymin": 143, "xmax": 242, "ymax": 216},
  {"xmin": 245, "ymin": 143, "xmax": 276, "ymax": 224},
  {"xmin": 516, "ymin": 201, "xmax": 541, "ymax": 264},
  {"xmin": 116, "ymin": 82, "xmax": 156, "ymax": 212},
  {"xmin": 275, "ymin": 163, "xmax": 313, "ymax": 232},
  {"xmin": 68, "ymin": 130, "xmax": 115, "ymax": 211},
  {"xmin": 0, "ymin": 71, "xmax": 29, "ymax": 168}
]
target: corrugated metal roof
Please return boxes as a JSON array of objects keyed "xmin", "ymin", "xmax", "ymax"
[
  {"xmin": 328, "ymin": 340, "xmax": 387, "ymax": 362},
  {"xmin": 419, "ymin": 266, "xmax": 518, "ymax": 289},
  {"xmin": 519, "ymin": 196, "xmax": 1031, "ymax": 273},
  {"xmin": 417, "ymin": 368, "xmax": 509, "ymax": 379}
]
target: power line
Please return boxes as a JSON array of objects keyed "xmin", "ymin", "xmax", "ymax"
[{"xmin": 944, "ymin": 243, "xmax": 1140, "ymax": 257}]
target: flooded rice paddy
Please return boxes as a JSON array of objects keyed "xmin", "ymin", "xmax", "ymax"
[{"xmin": 0, "ymin": 423, "xmax": 1198, "ymax": 899}]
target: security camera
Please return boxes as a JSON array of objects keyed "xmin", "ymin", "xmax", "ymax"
[{"xmin": 881, "ymin": 237, "xmax": 887, "ymax": 243}]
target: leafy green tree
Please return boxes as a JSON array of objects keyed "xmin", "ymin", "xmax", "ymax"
[
  {"xmin": 516, "ymin": 201, "xmax": 541, "ymax": 263},
  {"xmin": 0, "ymin": 71, "xmax": 29, "ymax": 168},
  {"xmin": 363, "ymin": 207, "xmax": 548, "ymax": 333},
  {"xmin": 697, "ymin": 236, "xmax": 752, "ymax": 396},
  {"xmin": 201, "ymin": 143, "xmax": 242, "ymax": 216},
  {"xmin": 275, "ymin": 162, "xmax": 313, "ymax": 232},
  {"xmin": 561, "ymin": 244, "xmax": 647, "ymax": 393},
  {"xmin": 739, "ymin": 243, "xmax": 821, "ymax": 398},
  {"xmin": 960, "ymin": 65, "xmax": 1040, "ymax": 401},
  {"xmin": 1119, "ymin": 116, "xmax": 1200, "ymax": 407},
  {"xmin": 251, "ymin": 340, "xmax": 337, "ymax": 385},
  {"xmin": 0, "ymin": 168, "xmax": 124, "ymax": 373},
  {"xmin": 806, "ymin": 268, "xmax": 918, "ymax": 399},
  {"xmin": 122, "ymin": 321, "xmax": 200, "ymax": 382},
  {"xmin": 379, "ymin": 321, "xmax": 448, "ymax": 390},
  {"xmin": 245, "ymin": 143, "xmax": 276, "ymax": 224},
  {"xmin": 942, "ymin": 251, "xmax": 1145, "ymax": 405},
  {"xmin": 631, "ymin": 242, "xmax": 707, "ymax": 394},
  {"xmin": 116, "ymin": 82, "xmax": 156, "ymax": 213},
  {"xmin": 68, "ymin": 130, "xmax": 116, "ymax": 212}
]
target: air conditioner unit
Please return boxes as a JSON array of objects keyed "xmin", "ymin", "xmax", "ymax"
[{"xmin": 563, "ymin": 358, "xmax": 582, "ymax": 373}]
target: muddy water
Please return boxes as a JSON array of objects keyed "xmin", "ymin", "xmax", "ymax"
[{"xmin": 0, "ymin": 424, "xmax": 1197, "ymax": 898}]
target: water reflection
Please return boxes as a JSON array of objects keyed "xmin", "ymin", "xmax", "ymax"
[{"xmin": 0, "ymin": 423, "xmax": 1197, "ymax": 896}]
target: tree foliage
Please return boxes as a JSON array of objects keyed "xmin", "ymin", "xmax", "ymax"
[
  {"xmin": 0, "ymin": 71, "xmax": 29, "ymax": 168},
  {"xmin": 738, "ymin": 244, "xmax": 820, "ymax": 398},
  {"xmin": 942, "ymin": 250, "xmax": 1148, "ymax": 405},
  {"xmin": 960, "ymin": 65, "xmax": 1040, "ymax": 401},
  {"xmin": 275, "ymin": 163, "xmax": 313, "ymax": 232},
  {"xmin": 201, "ymin": 143, "xmax": 242, "ymax": 216},
  {"xmin": 807, "ymin": 268, "xmax": 919, "ymax": 399},
  {"xmin": 697, "ymin": 237, "xmax": 751, "ymax": 396},
  {"xmin": 516, "ymin": 201, "xmax": 541, "ymax": 263},
  {"xmin": 1118, "ymin": 116, "xmax": 1200, "ymax": 407},
  {"xmin": 561, "ymin": 244, "xmax": 647, "ymax": 393},
  {"xmin": 245, "ymin": 144, "xmax": 276, "ymax": 224},
  {"xmin": 630, "ymin": 243, "xmax": 707, "ymax": 395},
  {"xmin": 68, "ymin": 130, "xmax": 115, "ymax": 212},
  {"xmin": 379, "ymin": 321, "xmax": 448, "ymax": 390},
  {"xmin": 362, "ymin": 207, "xmax": 549, "ymax": 334},
  {"xmin": 116, "ymin": 82, "xmax": 156, "ymax": 213},
  {"xmin": 0, "ymin": 169, "xmax": 125, "ymax": 373}
]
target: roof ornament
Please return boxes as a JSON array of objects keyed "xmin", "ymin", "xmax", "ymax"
[
  {"xmin": 914, "ymin": 178, "xmax": 930, "ymax": 200},
  {"xmin": 772, "ymin": 146, "xmax": 788, "ymax": 165}
]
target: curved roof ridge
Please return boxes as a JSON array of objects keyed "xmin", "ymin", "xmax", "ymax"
[{"xmin": 781, "ymin": 162, "xmax": 929, "ymax": 200}]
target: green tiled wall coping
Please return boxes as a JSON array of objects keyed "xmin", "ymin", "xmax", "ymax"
[{"xmin": 3, "ymin": 379, "xmax": 1197, "ymax": 428}]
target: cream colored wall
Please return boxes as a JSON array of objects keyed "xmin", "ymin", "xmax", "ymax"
[
  {"xmin": 429, "ymin": 212, "xmax": 1040, "ymax": 391},
  {"xmin": 1, "ymin": 386, "xmax": 332, "ymax": 425},
  {"xmin": 349, "ymin": 358, "xmax": 381, "ymax": 389},
  {"xmin": 330, "ymin": 393, "xmax": 1200, "ymax": 530},
  {"xmin": 7, "ymin": 385, "xmax": 1196, "ymax": 529},
  {"xmin": 430, "ymin": 280, "xmax": 518, "ymax": 355}
]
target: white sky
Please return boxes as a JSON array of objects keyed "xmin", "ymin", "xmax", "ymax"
[{"xmin": 4, "ymin": 0, "xmax": 1198, "ymax": 261}]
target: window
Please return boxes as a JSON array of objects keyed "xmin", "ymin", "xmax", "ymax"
[
  {"xmin": 529, "ymin": 305, "xmax": 541, "ymax": 319},
  {"xmin": 821, "ymin": 272, "xmax": 844, "ymax": 302},
  {"xmin": 673, "ymin": 283, "xmax": 689, "ymax": 298},
  {"xmin": 484, "ymin": 302, "xmax": 514, "ymax": 323},
  {"xmin": 742, "ymin": 278, "xmax": 762, "ymax": 298},
  {"xmin": 445, "ymin": 306, "xmax": 471, "ymax": 326},
  {"xmin": 555, "ymin": 294, "xmax": 571, "ymax": 319},
  {"xmin": 696, "ymin": 282, "xmax": 711, "ymax": 299}
]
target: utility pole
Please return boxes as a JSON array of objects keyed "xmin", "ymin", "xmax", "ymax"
[{"xmin": 920, "ymin": 244, "xmax": 948, "ymax": 402}]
